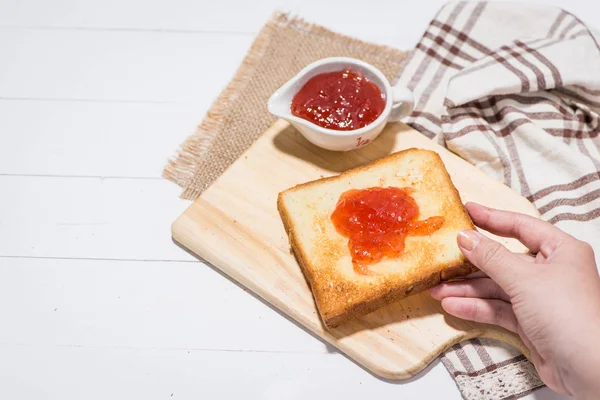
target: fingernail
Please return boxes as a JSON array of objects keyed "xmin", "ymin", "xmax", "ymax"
[{"xmin": 458, "ymin": 230, "xmax": 478, "ymax": 251}]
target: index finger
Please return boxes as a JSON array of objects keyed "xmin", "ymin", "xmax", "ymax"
[{"xmin": 465, "ymin": 202, "xmax": 573, "ymax": 255}]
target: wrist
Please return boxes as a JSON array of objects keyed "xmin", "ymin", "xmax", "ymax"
[
  {"xmin": 561, "ymin": 324, "xmax": 600, "ymax": 399},
  {"xmin": 567, "ymin": 362, "xmax": 600, "ymax": 400}
]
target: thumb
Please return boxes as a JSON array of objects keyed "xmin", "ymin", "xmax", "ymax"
[{"xmin": 457, "ymin": 230, "xmax": 525, "ymax": 293}]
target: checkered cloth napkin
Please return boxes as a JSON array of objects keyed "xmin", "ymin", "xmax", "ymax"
[{"xmin": 394, "ymin": 1, "xmax": 600, "ymax": 399}]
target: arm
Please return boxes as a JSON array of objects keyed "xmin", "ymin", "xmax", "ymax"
[{"xmin": 430, "ymin": 202, "xmax": 600, "ymax": 399}]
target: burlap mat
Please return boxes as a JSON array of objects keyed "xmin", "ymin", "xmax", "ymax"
[{"xmin": 163, "ymin": 12, "xmax": 408, "ymax": 199}]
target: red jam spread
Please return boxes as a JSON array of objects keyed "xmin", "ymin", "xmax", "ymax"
[
  {"xmin": 290, "ymin": 69, "xmax": 386, "ymax": 131},
  {"xmin": 331, "ymin": 187, "xmax": 445, "ymax": 275}
]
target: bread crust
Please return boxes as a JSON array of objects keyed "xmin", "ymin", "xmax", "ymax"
[{"xmin": 277, "ymin": 148, "xmax": 476, "ymax": 328}]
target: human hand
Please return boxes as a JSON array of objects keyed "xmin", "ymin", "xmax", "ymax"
[{"xmin": 430, "ymin": 202, "xmax": 600, "ymax": 399}]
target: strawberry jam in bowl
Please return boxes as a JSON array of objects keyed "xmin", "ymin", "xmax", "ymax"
[
  {"xmin": 268, "ymin": 57, "xmax": 414, "ymax": 152},
  {"xmin": 291, "ymin": 69, "xmax": 386, "ymax": 131}
]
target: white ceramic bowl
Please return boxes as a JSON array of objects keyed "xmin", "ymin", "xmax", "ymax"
[{"xmin": 267, "ymin": 57, "xmax": 414, "ymax": 152}]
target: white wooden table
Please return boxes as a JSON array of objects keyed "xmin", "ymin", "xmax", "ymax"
[{"xmin": 0, "ymin": 0, "xmax": 596, "ymax": 398}]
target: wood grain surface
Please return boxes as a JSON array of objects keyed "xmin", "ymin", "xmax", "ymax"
[{"xmin": 172, "ymin": 119, "xmax": 539, "ymax": 379}]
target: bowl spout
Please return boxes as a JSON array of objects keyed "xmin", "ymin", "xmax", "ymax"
[
  {"xmin": 267, "ymin": 74, "xmax": 301, "ymax": 121},
  {"xmin": 267, "ymin": 91, "xmax": 293, "ymax": 120}
]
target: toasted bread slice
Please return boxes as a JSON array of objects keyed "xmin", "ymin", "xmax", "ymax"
[{"xmin": 277, "ymin": 148, "xmax": 475, "ymax": 328}]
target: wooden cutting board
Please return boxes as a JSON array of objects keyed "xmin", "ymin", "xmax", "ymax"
[{"xmin": 172, "ymin": 119, "xmax": 538, "ymax": 379}]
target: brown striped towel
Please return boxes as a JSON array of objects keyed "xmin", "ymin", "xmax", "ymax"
[{"xmin": 394, "ymin": 1, "xmax": 600, "ymax": 399}]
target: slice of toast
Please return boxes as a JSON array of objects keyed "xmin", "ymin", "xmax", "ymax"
[{"xmin": 277, "ymin": 148, "xmax": 476, "ymax": 328}]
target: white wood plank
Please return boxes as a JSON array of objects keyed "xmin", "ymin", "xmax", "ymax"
[
  {"xmin": 0, "ymin": 258, "xmax": 326, "ymax": 353},
  {"xmin": 0, "ymin": 344, "xmax": 466, "ymax": 400},
  {"xmin": 0, "ymin": 0, "xmax": 287, "ymax": 33},
  {"xmin": 528, "ymin": 389, "xmax": 573, "ymax": 400},
  {"xmin": 2, "ymin": 0, "xmax": 596, "ymax": 49},
  {"xmin": 0, "ymin": 100, "xmax": 198, "ymax": 177},
  {"xmin": 2, "ymin": 1, "xmax": 597, "ymax": 51},
  {"xmin": 0, "ymin": 176, "xmax": 191, "ymax": 260},
  {"xmin": 0, "ymin": 0, "xmax": 435, "ymax": 50},
  {"xmin": 0, "ymin": 29, "xmax": 252, "ymax": 102},
  {"xmin": 289, "ymin": 0, "xmax": 443, "ymax": 48},
  {"xmin": 0, "ymin": 0, "xmax": 423, "ymax": 41}
]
